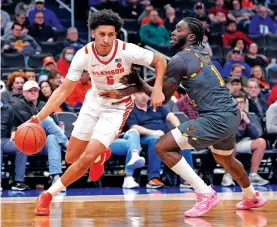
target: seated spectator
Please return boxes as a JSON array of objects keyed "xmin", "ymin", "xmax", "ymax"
[
  {"xmin": 226, "ymin": 76, "xmax": 243, "ymax": 93},
  {"xmin": 0, "ymin": 3, "xmax": 10, "ymax": 34},
  {"xmin": 124, "ymin": 0, "xmax": 143, "ymax": 19},
  {"xmin": 28, "ymin": 0, "xmax": 63, "ymax": 30},
  {"xmin": 193, "ymin": 2, "xmax": 209, "ymax": 22},
  {"xmin": 66, "ymin": 70, "xmax": 92, "ymax": 108},
  {"xmin": 222, "ymin": 21, "xmax": 253, "ymax": 47},
  {"xmin": 24, "ymin": 68, "xmax": 36, "ymax": 81},
  {"xmin": 138, "ymin": 4, "xmax": 154, "ymax": 25},
  {"xmin": 48, "ymin": 70, "xmax": 61, "ymax": 90},
  {"xmin": 1, "ymin": 99, "xmax": 29, "ymax": 190},
  {"xmin": 57, "ymin": 47, "xmax": 75, "ymax": 78},
  {"xmin": 176, "ymin": 92, "xmax": 199, "ymax": 120},
  {"xmin": 222, "ymin": 48, "xmax": 252, "ymax": 78},
  {"xmin": 222, "ymin": 91, "xmax": 269, "ymax": 186},
  {"xmin": 251, "ymin": 66, "xmax": 270, "ymax": 94},
  {"xmin": 208, "ymin": 0, "xmax": 235, "ymax": 24},
  {"xmin": 63, "ymin": 27, "xmax": 84, "ymax": 52},
  {"xmin": 266, "ymin": 86, "xmax": 277, "ymax": 134},
  {"xmin": 249, "ymin": 6, "xmax": 276, "ymax": 35},
  {"xmin": 14, "ymin": 1, "xmax": 34, "ymax": 16},
  {"xmin": 245, "ymin": 43, "xmax": 268, "ymax": 68},
  {"xmin": 245, "ymin": 78, "xmax": 269, "ymax": 119},
  {"xmin": 12, "ymin": 80, "xmax": 68, "ymax": 185},
  {"xmin": 139, "ymin": 10, "xmax": 170, "ymax": 47},
  {"xmin": 4, "ymin": 11, "xmax": 29, "ymax": 36},
  {"xmin": 2, "ymin": 23, "xmax": 41, "ymax": 55},
  {"xmin": 164, "ymin": 6, "xmax": 179, "ymax": 34},
  {"xmin": 1, "ymin": 71, "xmax": 28, "ymax": 104},
  {"xmin": 232, "ymin": 38, "xmax": 248, "ymax": 53},
  {"xmin": 231, "ymin": 0, "xmax": 253, "ymax": 30},
  {"xmin": 39, "ymin": 80, "xmax": 74, "ymax": 112},
  {"xmin": 229, "ymin": 64, "xmax": 248, "ymax": 87},
  {"xmin": 126, "ymin": 92, "xmax": 194, "ymax": 188},
  {"xmin": 39, "ymin": 56, "xmax": 57, "ymax": 82},
  {"xmin": 141, "ymin": 7, "xmax": 164, "ymax": 27},
  {"xmin": 28, "ymin": 11, "xmax": 56, "ymax": 42}
]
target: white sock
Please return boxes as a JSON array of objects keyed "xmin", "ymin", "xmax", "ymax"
[
  {"xmin": 171, "ymin": 157, "xmax": 211, "ymax": 193},
  {"xmin": 47, "ymin": 179, "xmax": 66, "ymax": 196},
  {"xmin": 242, "ymin": 185, "xmax": 256, "ymax": 199}
]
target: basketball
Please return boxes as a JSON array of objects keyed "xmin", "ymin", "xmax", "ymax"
[{"xmin": 14, "ymin": 123, "xmax": 46, "ymax": 155}]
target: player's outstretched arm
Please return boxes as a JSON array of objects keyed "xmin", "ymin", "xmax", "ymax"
[
  {"xmin": 149, "ymin": 53, "xmax": 167, "ymax": 110},
  {"xmin": 31, "ymin": 79, "xmax": 78, "ymax": 123}
]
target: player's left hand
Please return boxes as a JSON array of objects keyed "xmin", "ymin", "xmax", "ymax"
[
  {"xmin": 98, "ymin": 90, "xmax": 122, "ymax": 99},
  {"xmin": 150, "ymin": 88, "xmax": 165, "ymax": 112}
]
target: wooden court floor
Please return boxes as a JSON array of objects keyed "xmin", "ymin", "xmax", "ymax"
[{"xmin": 1, "ymin": 192, "xmax": 277, "ymax": 227}]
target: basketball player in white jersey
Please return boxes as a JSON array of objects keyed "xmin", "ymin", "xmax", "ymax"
[{"xmin": 30, "ymin": 9, "xmax": 167, "ymax": 215}]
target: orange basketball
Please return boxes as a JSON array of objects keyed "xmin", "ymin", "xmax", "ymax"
[{"xmin": 14, "ymin": 123, "xmax": 46, "ymax": 155}]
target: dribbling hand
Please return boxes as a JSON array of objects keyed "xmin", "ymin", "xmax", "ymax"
[{"xmin": 28, "ymin": 115, "xmax": 41, "ymax": 124}]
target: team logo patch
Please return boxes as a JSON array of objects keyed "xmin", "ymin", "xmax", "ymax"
[
  {"xmin": 117, "ymin": 63, "xmax": 122, "ymax": 68},
  {"xmin": 187, "ymin": 123, "xmax": 196, "ymax": 132}
]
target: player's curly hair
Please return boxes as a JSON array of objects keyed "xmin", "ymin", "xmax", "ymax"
[
  {"xmin": 183, "ymin": 17, "xmax": 204, "ymax": 47},
  {"xmin": 87, "ymin": 9, "xmax": 124, "ymax": 33}
]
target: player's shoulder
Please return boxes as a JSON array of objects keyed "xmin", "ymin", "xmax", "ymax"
[
  {"xmin": 117, "ymin": 39, "xmax": 142, "ymax": 51},
  {"xmin": 169, "ymin": 52, "xmax": 186, "ymax": 66},
  {"xmin": 78, "ymin": 42, "xmax": 94, "ymax": 56}
]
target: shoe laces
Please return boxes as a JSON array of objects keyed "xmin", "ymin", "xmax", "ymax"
[{"xmin": 193, "ymin": 193, "xmax": 209, "ymax": 209}]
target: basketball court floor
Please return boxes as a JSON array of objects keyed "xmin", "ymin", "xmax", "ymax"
[{"xmin": 1, "ymin": 186, "xmax": 277, "ymax": 227}]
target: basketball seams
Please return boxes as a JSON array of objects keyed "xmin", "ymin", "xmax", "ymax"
[
  {"xmin": 29, "ymin": 126, "xmax": 37, "ymax": 155},
  {"xmin": 33, "ymin": 124, "xmax": 46, "ymax": 147},
  {"xmin": 14, "ymin": 126, "xmax": 27, "ymax": 150},
  {"xmin": 22, "ymin": 126, "xmax": 31, "ymax": 154},
  {"xmin": 15, "ymin": 123, "xmax": 46, "ymax": 155}
]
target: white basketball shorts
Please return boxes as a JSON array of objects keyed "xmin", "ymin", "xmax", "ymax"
[{"xmin": 71, "ymin": 90, "xmax": 134, "ymax": 148}]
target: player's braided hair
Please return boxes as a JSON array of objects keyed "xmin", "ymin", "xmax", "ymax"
[
  {"xmin": 88, "ymin": 9, "xmax": 124, "ymax": 33},
  {"xmin": 183, "ymin": 17, "xmax": 205, "ymax": 47}
]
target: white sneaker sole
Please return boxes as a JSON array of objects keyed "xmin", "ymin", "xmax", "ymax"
[{"xmin": 127, "ymin": 157, "xmax": 145, "ymax": 169}]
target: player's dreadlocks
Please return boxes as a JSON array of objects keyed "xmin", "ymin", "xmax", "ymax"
[
  {"xmin": 88, "ymin": 9, "xmax": 124, "ymax": 33},
  {"xmin": 183, "ymin": 17, "xmax": 205, "ymax": 47}
]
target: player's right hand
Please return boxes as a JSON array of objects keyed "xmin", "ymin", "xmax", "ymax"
[{"xmin": 119, "ymin": 66, "xmax": 140, "ymax": 86}]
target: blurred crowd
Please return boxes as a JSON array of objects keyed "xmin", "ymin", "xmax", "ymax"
[{"xmin": 1, "ymin": 0, "xmax": 277, "ymax": 191}]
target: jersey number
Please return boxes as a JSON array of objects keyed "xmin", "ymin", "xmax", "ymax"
[
  {"xmin": 211, "ymin": 65, "xmax": 225, "ymax": 86},
  {"xmin": 106, "ymin": 76, "xmax": 114, "ymax": 85}
]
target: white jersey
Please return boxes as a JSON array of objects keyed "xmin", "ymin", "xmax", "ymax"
[{"xmin": 66, "ymin": 39, "xmax": 153, "ymax": 99}]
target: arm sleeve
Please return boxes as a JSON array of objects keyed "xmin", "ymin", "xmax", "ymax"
[
  {"xmin": 125, "ymin": 43, "xmax": 154, "ymax": 66},
  {"xmin": 11, "ymin": 103, "xmax": 30, "ymax": 131},
  {"xmin": 164, "ymin": 55, "xmax": 187, "ymax": 85},
  {"xmin": 66, "ymin": 48, "xmax": 87, "ymax": 81},
  {"xmin": 248, "ymin": 17, "xmax": 258, "ymax": 35},
  {"xmin": 246, "ymin": 122, "xmax": 259, "ymax": 139}
]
